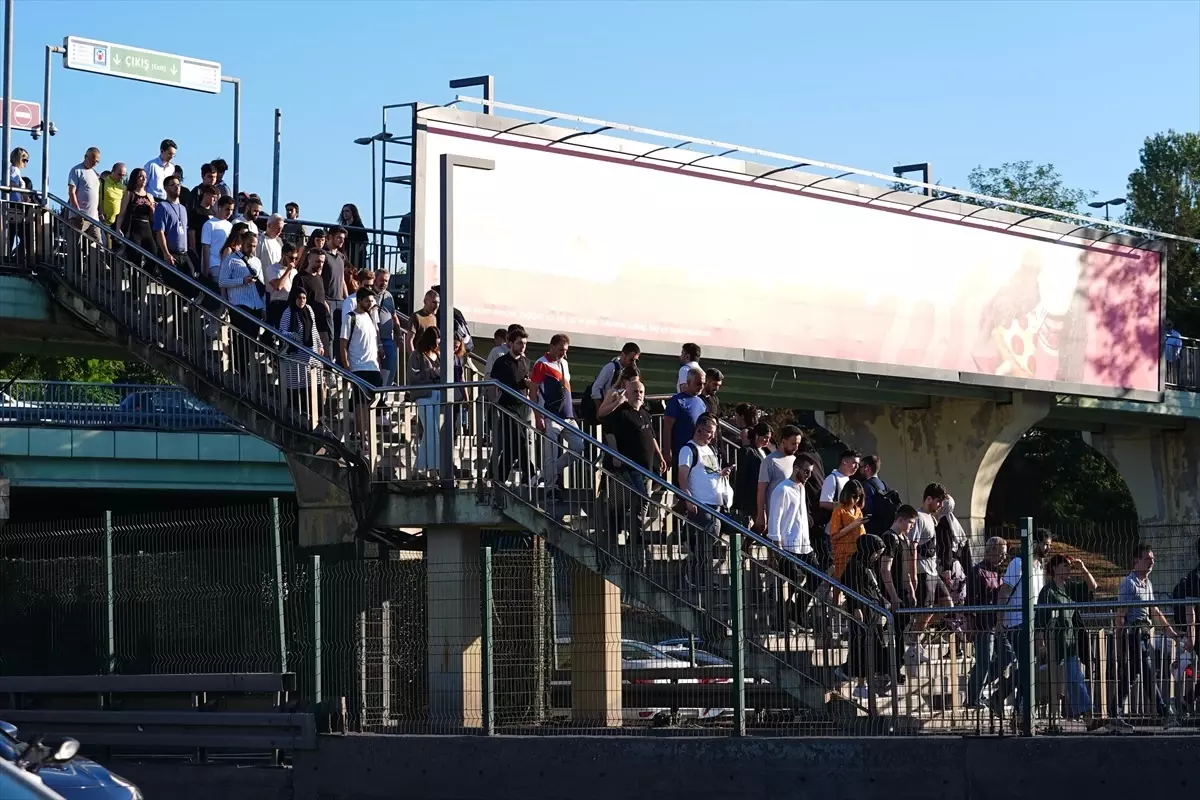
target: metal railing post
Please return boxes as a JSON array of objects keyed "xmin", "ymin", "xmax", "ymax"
[
  {"xmin": 311, "ymin": 554, "xmax": 322, "ymax": 708},
  {"xmin": 271, "ymin": 497, "xmax": 288, "ymax": 674},
  {"xmin": 1020, "ymin": 516, "xmax": 1035, "ymax": 736},
  {"xmin": 730, "ymin": 529, "xmax": 746, "ymax": 736},
  {"xmin": 481, "ymin": 544, "xmax": 495, "ymax": 735},
  {"xmin": 271, "ymin": 108, "xmax": 281, "ymax": 214},
  {"xmin": 104, "ymin": 510, "xmax": 115, "ymax": 674}
]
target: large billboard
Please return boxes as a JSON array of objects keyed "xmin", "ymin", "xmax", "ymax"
[{"xmin": 416, "ymin": 113, "xmax": 1162, "ymax": 398}]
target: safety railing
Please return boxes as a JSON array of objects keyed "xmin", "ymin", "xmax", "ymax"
[
  {"xmin": 892, "ymin": 597, "xmax": 1199, "ymax": 736},
  {"xmin": 1165, "ymin": 335, "xmax": 1200, "ymax": 392},
  {"xmin": 0, "ymin": 380, "xmax": 234, "ymax": 431},
  {"xmin": 0, "ymin": 187, "xmax": 40, "ymax": 270},
  {"xmin": 29, "ymin": 196, "xmax": 379, "ymax": 465}
]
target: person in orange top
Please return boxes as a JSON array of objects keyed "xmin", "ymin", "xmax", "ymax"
[{"xmin": 830, "ymin": 479, "xmax": 867, "ymax": 581}]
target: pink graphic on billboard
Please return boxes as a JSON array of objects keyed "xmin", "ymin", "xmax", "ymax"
[{"xmin": 417, "ymin": 119, "xmax": 1162, "ymax": 395}]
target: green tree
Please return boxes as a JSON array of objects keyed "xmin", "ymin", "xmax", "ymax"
[
  {"xmin": 966, "ymin": 160, "xmax": 1094, "ymax": 218},
  {"xmin": 1125, "ymin": 131, "xmax": 1200, "ymax": 334}
]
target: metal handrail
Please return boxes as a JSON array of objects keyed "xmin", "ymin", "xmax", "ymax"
[
  {"xmin": 45, "ymin": 193, "xmax": 376, "ymax": 395},
  {"xmin": 485, "ymin": 378, "xmax": 894, "ymax": 624},
  {"xmin": 451, "ymin": 95, "xmax": 1199, "ymax": 249}
]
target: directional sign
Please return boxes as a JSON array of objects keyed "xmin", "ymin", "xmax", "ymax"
[
  {"xmin": 0, "ymin": 98, "xmax": 42, "ymax": 131},
  {"xmin": 63, "ymin": 36, "xmax": 221, "ymax": 94}
]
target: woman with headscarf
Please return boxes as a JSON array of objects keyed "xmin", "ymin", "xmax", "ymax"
[
  {"xmin": 935, "ymin": 495, "xmax": 972, "ymax": 627},
  {"xmin": 839, "ymin": 533, "xmax": 891, "ymax": 701},
  {"xmin": 279, "ymin": 283, "xmax": 323, "ymax": 422}
]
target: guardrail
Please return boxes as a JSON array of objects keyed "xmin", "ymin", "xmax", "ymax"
[{"xmin": 0, "ymin": 380, "xmax": 234, "ymax": 431}]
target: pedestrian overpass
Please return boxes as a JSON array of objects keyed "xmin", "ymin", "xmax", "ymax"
[{"xmin": 2, "ymin": 94, "xmax": 1199, "ymax": 730}]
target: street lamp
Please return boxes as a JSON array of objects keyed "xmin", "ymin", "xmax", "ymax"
[
  {"xmin": 1087, "ymin": 197, "xmax": 1126, "ymax": 221},
  {"xmin": 353, "ymin": 131, "xmax": 394, "ymax": 270}
]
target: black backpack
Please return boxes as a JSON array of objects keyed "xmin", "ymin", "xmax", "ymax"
[
  {"xmin": 865, "ymin": 476, "xmax": 901, "ymax": 536},
  {"xmin": 578, "ymin": 358, "xmax": 619, "ymax": 426}
]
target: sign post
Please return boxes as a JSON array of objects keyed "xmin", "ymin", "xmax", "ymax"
[
  {"xmin": 64, "ymin": 36, "xmax": 220, "ymax": 94},
  {"xmin": 43, "ymin": 36, "xmax": 239, "ymax": 200}
]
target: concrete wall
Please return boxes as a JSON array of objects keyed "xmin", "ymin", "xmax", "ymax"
[
  {"xmin": 107, "ymin": 734, "xmax": 1196, "ymax": 800},
  {"xmin": 825, "ymin": 393, "xmax": 1049, "ymax": 538}
]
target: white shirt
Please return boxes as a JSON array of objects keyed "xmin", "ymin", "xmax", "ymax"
[
  {"xmin": 201, "ymin": 218, "xmax": 233, "ymax": 272},
  {"xmin": 234, "ymin": 214, "xmax": 260, "ymax": 236},
  {"xmin": 820, "ymin": 469, "xmax": 851, "ymax": 506},
  {"xmin": 219, "ymin": 252, "xmax": 264, "ymax": 311},
  {"xmin": 677, "ymin": 440, "xmax": 722, "ymax": 505},
  {"xmin": 340, "ymin": 309, "xmax": 380, "ymax": 372},
  {"xmin": 910, "ymin": 512, "xmax": 939, "ymax": 576},
  {"xmin": 258, "ymin": 235, "xmax": 289, "ymax": 301},
  {"xmin": 677, "ymin": 360, "xmax": 701, "ymax": 391},
  {"xmin": 1001, "ymin": 556, "xmax": 1045, "ymax": 629},
  {"xmin": 341, "ymin": 296, "xmax": 360, "ymax": 320},
  {"xmin": 143, "ymin": 156, "xmax": 174, "ymax": 200},
  {"xmin": 768, "ymin": 479, "xmax": 811, "ymax": 555},
  {"xmin": 591, "ymin": 358, "xmax": 622, "ymax": 400}
]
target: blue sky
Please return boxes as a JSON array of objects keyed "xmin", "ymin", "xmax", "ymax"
[{"xmin": 5, "ymin": 0, "xmax": 1197, "ymax": 229}]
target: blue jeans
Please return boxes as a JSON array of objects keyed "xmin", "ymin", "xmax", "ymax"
[
  {"xmin": 1114, "ymin": 628, "xmax": 1167, "ymax": 718},
  {"xmin": 966, "ymin": 630, "xmax": 1015, "ymax": 706},
  {"xmin": 1061, "ymin": 655, "xmax": 1092, "ymax": 719},
  {"xmin": 380, "ymin": 338, "xmax": 398, "ymax": 385}
]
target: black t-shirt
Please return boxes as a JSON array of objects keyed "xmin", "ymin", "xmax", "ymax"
[
  {"xmin": 187, "ymin": 203, "xmax": 213, "ymax": 248},
  {"xmin": 490, "ymin": 353, "xmax": 530, "ymax": 409},
  {"xmin": 701, "ymin": 392, "xmax": 720, "ymax": 417},
  {"xmin": 1172, "ymin": 565, "xmax": 1200, "ymax": 626},
  {"xmin": 603, "ymin": 405, "xmax": 655, "ymax": 470},
  {"xmin": 733, "ymin": 444, "xmax": 767, "ymax": 518}
]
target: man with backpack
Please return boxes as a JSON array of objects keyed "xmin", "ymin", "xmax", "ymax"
[
  {"xmin": 858, "ymin": 455, "xmax": 901, "ymax": 537},
  {"xmin": 579, "ymin": 342, "xmax": 640, "ymax": 426}
]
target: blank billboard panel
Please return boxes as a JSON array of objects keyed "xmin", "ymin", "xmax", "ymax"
[{"xmin": 416, "ymin": 117, "xmax": 1161, "ymax": 397}]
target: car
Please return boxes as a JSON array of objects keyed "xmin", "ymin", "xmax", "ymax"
[
  {"xmin": 553, "ymin": 639, "xmax": 728, "ymax": 726},
  {"xmin": 0, "ymin": 721, "xmax": 142, "ymax": 799},
  {"xmin": 0, "ymin": 757, "xmax": 64, "ymax": 800},
  {"xmin": 117, "ymin": 389, "xmax": 228, "ymax": 431}
]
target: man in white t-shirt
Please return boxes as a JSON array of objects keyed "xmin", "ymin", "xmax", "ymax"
[
  {"xmin": 676, "ymin": 342, "xmax": 702, "ymax": 392},
  {"xmin": 200, "ymin": 195, "xmax": 235, "ymax": 280},
  {"xmin": 768, "ymin": 453, "xmax": 820, "ymax": 631},
  {"xmin": 900, "ymin": 483, "xmax": 949, "ymax": 666},
  {"xmin": 987, "ymin": 527, "xmax": 1052, "ymax": 717},
  {"xmin": 676, "ymin": 413, "xmax": 729, "ymax": 591},
  {"xmin": 818, "ymin": 449, "xmax": 861, "ymax": 567},
  {"xmin": 339, "ymin": 287, "xmax": 381, "ymax": 434}
]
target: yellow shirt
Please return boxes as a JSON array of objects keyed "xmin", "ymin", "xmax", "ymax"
[{"xmin": 100, "ymin": 176, "xmax": 125, "ymax": 225}]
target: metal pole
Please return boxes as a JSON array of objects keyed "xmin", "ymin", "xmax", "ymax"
[
  {"xmin": 222, "ymin": 76, "xmax": 240, "ymax": 200},
  {"xmin": 104, "ymin": 510, "xmax": 115, "ymax": 675},
  {"xmin": 378, "ymin": 106, "xmax": 387, "ymax": 277},
  {"xmin": 730, "ymin": 530, "xmax": 746, "ymax": 737},
  {"xmin": 39, "ymin": 46, "xmax": 56, "ymax": 203},
  {"xmin": 311, "ymin": 554, "xmax": 322, "ymax": 708},
  {"xmin": 370, "ymin": 138, "xmax": 378, "ymax": 271},
  {"xmin": 481, "ymin": 544, "xmax": 495, "ymax": 735},
  {"xmin": 1019, "ymin": 516, "xmax": 1035, "ymax": 737},
  {"xmin": 438, "ymin": 153, "xmax": 495, "ymax": 483},
  {"xmin": 271, "ymin": 108, "xmax": 281, "ymax": 214},
  {"xmin": 1, "ymin": 0, "xmax": 13, "ymax": 187},
  {"xmin": 271, "ymin": 497, "xmax": 288, "ymax": 674}
]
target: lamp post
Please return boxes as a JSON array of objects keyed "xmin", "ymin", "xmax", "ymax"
[
  {"xmin": 353, "ymin": 131, "xmax": 393, "ymax": 270},
  {"xmin": 1087, "ymin": 197, "xmax": 1126, "ymax": 222}
]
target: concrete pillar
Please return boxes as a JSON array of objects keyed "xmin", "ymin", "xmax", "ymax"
[
  {"xmin": 1089, "ymin": 422, "xmax": 1200, "ymax": 589},
  {"xmin": 286, "ymin": 455, "xmax": 356, "ymax": 547},
  {"xmin": 825, "ymin": 393, "xmax": 1050, "ymax": 540},
  {"xmin": 570, "ymin": 569, "xmax": 622, "ymax": 727},
  {"xmin": 427, "ymin": 526, "xmax": 482, "ymax": 729}
]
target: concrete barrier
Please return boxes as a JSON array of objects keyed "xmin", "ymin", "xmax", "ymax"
[
  {"xmin": 293, "ymin": 734, "xmax": 1194, "ymax": 800},
  {"xmin": 107, "ymin": 734, "xmax": 1196, "ymax": 800}
]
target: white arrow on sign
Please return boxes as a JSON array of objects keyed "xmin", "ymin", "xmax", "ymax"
[
  {"xmin": 170, "ymin": 64, "xmax": 177, "ymax": 76},
  {"xmin": 111, "ymin": 53, "xmax": 121, "ymax": 66}
]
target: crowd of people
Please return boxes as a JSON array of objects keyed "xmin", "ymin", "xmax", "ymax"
[{"xmin": 478, "ymin": 329, "xmax": 1200, "ymax": 727}]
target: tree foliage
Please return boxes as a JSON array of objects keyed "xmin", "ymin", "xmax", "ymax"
[
  {"xmin": 1125, "ymin": 130, "xmax": 1200, "ymax": 334},
  {"xmin": 967, "ymin": 160, "xmax": 1094, "ymax": 217},
  {"xmin": 0, "ymin": 357, "xmax": 169, "ymax": 385}
]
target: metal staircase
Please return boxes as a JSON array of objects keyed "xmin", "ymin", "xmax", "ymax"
[
  {"xmin": 11, "ymin": 198, "xmax": 385, "ymax": 535},
  {"xmin": 477, "ymin": 383, "xmax": 900, "ymax": 718},
  {"xmin": 9, "ymin": 197, "xmax": 903, "ymax": 722}
]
